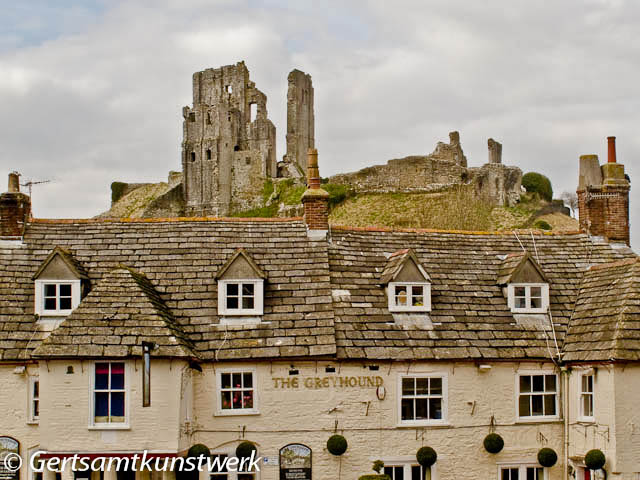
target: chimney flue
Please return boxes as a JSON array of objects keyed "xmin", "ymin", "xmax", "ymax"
[
  {"xmin": 8, "ymin": 172, "xmax": 20, "ymax": 193},
  {"xmin": 607, "ymin": 136, "xmax": 617, "ymax": 163},
  {"xmin": 301, "ymin": 148, "xmax": 329, "ymax": 239}
]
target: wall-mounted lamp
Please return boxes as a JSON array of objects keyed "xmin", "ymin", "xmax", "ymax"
[{"xmin": 478, "ymin": 364, "xmax": 492, "ymax": 373}]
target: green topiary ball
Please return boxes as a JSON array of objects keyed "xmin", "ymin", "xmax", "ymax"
[
  {"xmin": 187, "ymin": 443, "xmax": 211, "ymax": 458},
  {"xmin": 236, "ymin": 441, "xmax": 257, "ymax": 459},
  {"xmin": 537, "ymin": 448, "xmax": 558, "ymax": 467},
  {"xmin": 585, "ymin": 449, "xmax": 606, "ymax": 470},
  {"xmin": 416, "ymin": 447, "xmax": 437, "ymax": 467},
  {"xmin": 483, "ymin": 433, "xmax": 504, "ymax": 454},
  {"xmin": 327, "ymin": 435, "xmax": 348, "ymax": 456}
]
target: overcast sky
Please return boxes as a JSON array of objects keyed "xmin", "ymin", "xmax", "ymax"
[{"xmin": 1, "ymin": 0, "xmax": 637, "ymax": 245}]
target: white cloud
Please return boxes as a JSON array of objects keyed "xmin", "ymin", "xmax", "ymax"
[{"xmin": 0, "ymin": 0, "xmax": 638, "ymax": 245}]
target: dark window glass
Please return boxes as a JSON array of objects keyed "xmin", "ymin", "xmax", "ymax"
[
  {"xmin": 243, "ymin": 372, "xmax": 252, "ymax": 388},
  {"xmin": 520, "ymin": 375, "xmax": 531, "ymax": 393},
  {"xmin": 532, "ymin": 375, "xmax": 544, "ymax": 392},
  {"xmin": 430, "ymin": 377, "xmax": 442, "ymax": 395},
  {"xmin": 402, "ymin": 378, "xmax": 414, "ymax": 395},
  {"xmin": 227, "ymin": 284, "xmax": 238, "ymax": 295},
  {"xmin": 44, "ymin": 284, "xmax": 56, "ymax": 297},
  {"xmin": 95, "ymin": 363, "xmax": 109, "ymax": 389},
  {"xmin": 415, "ymin": 398, "xmax": 428, "ymax": 419},
  {"xmin": 59, "ymin": 284, "xmax": 72, "ymax": 296},
  {"xmin": 544, "ymin": 394, "xmax": 556, "ymax": 416},
  {"xmin": 532, "ymin": 395, "xmax": 544, "ymax": 415},
  {"xmin": 227, "ymin": 297, "xmax": 238, "ymax": 309},
  {"xmin": 221, "ymin": 391, "xmax": 231, "ymax": 410},
  {"xmin": 111, "ymin": 392, "xmax": 125, "ymax": 417},
  {"xmin": 95, "ymin": 392, "xmax": 109, "ymax": 417},
  {"xmin": 416, "ymin": 378, "xmax": 428, "ymax": 395},
  {"xmin": 111, "ymin": 363, "xmax": 125, "ymax": 389},
  {"xmin": 519, "ymin": 395, "xmax": 530, "ymax": 417},
  {"xmin": 401, "ymin": 399, "xmax": 413, "ymax": 420},
  {"xmin": 44, "ymin": 298, "xmax": 57, "ymax": 310},
  {"xmin": 411, "ymin": 466, "xmax": 423, "ymax": 480},
  {"xmin": 59, "ymin": 297, "xmax": 72, "ymax": 310},
  {"xmin": 429, "ymin": 398, "xmax": 442, "ymax": 419},
  {"xmin": 545, "ymin": 375, "xmax": 556, "ymax": 392},
  {"xmin": 242, "ymin": 296, "xmax": 254, "ymax": 309},
  {"xmin": 221, "ymin": 373, "xmax": 231, "ymax": 389},
  {"xmin": 243, "ymin": 391, "xmax": 253, "ymax": 409}
]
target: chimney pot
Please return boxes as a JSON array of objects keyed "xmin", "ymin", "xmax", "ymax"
[
  {"xmin": 8, "ymin": 172, "xmax": 20, "ymax": 193},
  {"xmin": 607, "ymin": 136, "xmax": 617, "ymax": 163}
]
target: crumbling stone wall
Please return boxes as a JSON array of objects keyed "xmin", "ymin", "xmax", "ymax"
[
  {"xmin": 330, "ymin": 132, "xmax": 522, "ymax": 207},
  {"xmin": 182, "ymin": 61, "xmax": 277, "ymax": 216},
  {"xmin": 281, "ymin": 69, "xmax": 314, "ymax": 177}
]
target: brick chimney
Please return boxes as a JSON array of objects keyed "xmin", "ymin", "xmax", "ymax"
[
  {"xmin": 301, "ymin": 148, "xmax": 329, "ymax": 240},
  {"xmin": 577, "ymin": 136, "xmax": 631, "ymax": 246},
  {"xmin": 0, "ymin": 173, "xmax": 31, "ymax": 238}
]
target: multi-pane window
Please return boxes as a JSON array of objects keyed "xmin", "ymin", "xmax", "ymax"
[
  {"xmin": 29, "ymin": 377, "xmax": 40, "ymax": 422},
  {"xmin": 218, "ymin": 280, "xmax": 263, "ymax": 316},
  {"xmin": 509, "ymin": 284, "xmax": 549, "ymax": 313},
  {"xmin": 580, "ymin": 374, "xmax": 594, "ymax": 420},
  {"xmin": 94, "ymin": 362, "xmax": 126, "ymax": 424},
  {"xmin": 218, "ymin": 371, "xmax": 256, "ymax": 414},
  {"xmin": 400, "ymin": 375, "xmax": 445, "ymax": 423},
  {"xmin": 388, "ymin": 283, "xmax": 431, "ymax": 312},
  {"xmin": 384, "ymin": 465, "xmax": 427, "ymax": 480},
  {"xmin": 500, "ymin": 466, "xmax": 544, "ymax": 480},
  {"xmin": 35, "ymin": 280, "xmax": 80, "ymax": 316},
  {"xmin": 518, "ymin": 374, "xmax": 558, "ymax": 419}
]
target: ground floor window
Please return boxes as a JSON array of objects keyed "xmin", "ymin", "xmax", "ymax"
[
  {"xmin": 382, "ymin": 460, "xmax": 436, "ymax": 480},
  {"xmin": 499, "ymin": 465, "xmax": 545, "ymax": 480}
]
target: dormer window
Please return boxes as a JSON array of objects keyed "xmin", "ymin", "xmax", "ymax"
[
  {"xmin": 218, "ymin": 280, "xmax": 263, "ymax": 316},
  {"xmin": 215, "ymin": 249, "xmax": 267, "ymax": 319},
  {"xmin": 33, "ymin": 247, "xmax": 89, "ymax": 318},
  {"xmin": 497, "ymin": 252, "xmax": 550, "ymax": 314},
  {"xmin": 388, "ymin": 282, "xmax": 431, "ymax": 312},
  {"xmin": 380, "ymin": 249, "xmax": 432, "ymax": 315},
  {"xmin": 508, "ymin": 283, "xmax": 549, "ymax": 313}
]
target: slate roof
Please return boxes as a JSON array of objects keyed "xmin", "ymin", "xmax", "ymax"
[
  {"xmin": 32, "ymin": 246, "xmax": 90, "ymax": 280},
  {"xmin": 32, "ymin": 268, "xmax": 196, "ymax": 358},
  {"xmin": 496, "ymin": 251, "xmax": 548, "ymax": 285},
  {"xmin": 0, "ymin": 218, "xmax": 335, "ymax": 361},
  {"xmin": 563, "ymin": 258, "xmax": 640, "ymax": 362},
  {"xmin": 328, "ymin": 226, "xmax": 635, "ymax": 361},
  {"xmin": 0, "ymin": 218, "xmax": 637, "ymax": 363}
]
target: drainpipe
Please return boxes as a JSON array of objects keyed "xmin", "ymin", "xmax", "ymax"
[{"xmin": 561, "ymin": 365, "xmax": 569, "ymax": 480}]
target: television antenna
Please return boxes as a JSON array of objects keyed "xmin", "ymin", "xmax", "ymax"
[{"xmin": 20, "ymin": 178, "xmax": 51, "ymax": 197}]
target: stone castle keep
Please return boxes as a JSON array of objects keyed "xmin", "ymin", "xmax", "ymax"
[
  {"xmin": 108, "ymin": 61, "xmax": 524, "ymax": 218},
  {"xmin": 182, "ymin": 62, "xmax": 314, "ymax": 216}
]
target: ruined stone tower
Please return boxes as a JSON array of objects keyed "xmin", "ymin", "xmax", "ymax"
[
  {"xmin": 182, "ymin": 61, "xmax": 277, "ymax": 216},
  {"xmin": 281, "ymin": 69, "xmax": 315, "ymax": 177}
]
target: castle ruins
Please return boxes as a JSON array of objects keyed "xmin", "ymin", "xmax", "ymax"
[{"xmin": 106, "ymin": 61, "xmax": 524, "ymax": 218}]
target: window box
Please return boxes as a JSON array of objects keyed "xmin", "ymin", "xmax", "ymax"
[
  {"xmin": 216, "ymin": 368, "xmax": 258, "ymax": 416},
  {"xmin": 516, "ymin": 372, "xmax": 559, "ymax": 421},
  {"xmin": 34, "ymin": 279, "xmax": 81, "ymax": 316},
  {"xmin": 90, "ymin": 362, "xmax": 129, "ymax": 428},
  {"xmin": 388, "ymin": 282, "xmax": 431, "ymax": 313},
  {"xmin": 398, "ymin": 374, "xmax": 447, "ymax": 426},
  {"xmin": 579, "ymin": 373, "xmax": 594, "ymax": 422},
  {"xmin": 507, "ymin": 284, "xmax": 549, "ymax": 313},
  {"xmin": 218, "ymin": 280, "xmax": 264, "ymax": 316}
]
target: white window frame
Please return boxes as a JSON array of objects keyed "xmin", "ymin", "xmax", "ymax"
[
  {"xmin": 578, "ymin": 372, "xmax": 595, "ymax": 422},
  {"xmin": 89, "ymin": 361, "xmax": 130, "ymax": 429},
  {"xmin": 209, "ymin": 449, "xmax": 261, "ymax": 480},
  {"xmin": 34, "ymin": 279, "xmax": 81, "ymax": 316},
  {"xmin": 388, "ymin": 282, "xmax": 431, "ymax": 312},
  {"xmin": 217, "ymin": 279, "xmax": 264, "ymax": 316},
  {"xmin": 507, "ymin": 283, "xmax": 549, "ymax": 313},
  {"xmin": 216, "ymin": 368, "xmax": 259, "ymax": 416},
  {"xmin": 398, "ymin": 373, "xmax": 448, "ymax": 426},
  {"xmin": 497, "ymin": 463, "xmax": 548, "ymax": 480},
  {"xmin": 516, "ymin": 371, "xmax": 560, "ymax": 422},
  {"xmin": 377, "ymin": 457, "xmax": 438, "ymax": 480},
  {"xmin": 27, "ymin": 376, "xmax": 40, "ymax": 424}
]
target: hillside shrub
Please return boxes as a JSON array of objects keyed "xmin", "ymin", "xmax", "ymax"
[
  {"xmin": 522, "ymin": 173, "xmax": 553, "ymax": 201},
  {"xmin": 534, "ymin": 220, "xmax": 552, "ymax": 230}
]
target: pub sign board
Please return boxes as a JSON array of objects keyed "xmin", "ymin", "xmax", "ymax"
[
  {"xmin": 279, "ymin": 443, "xmax": 311, "ymax": 480},
  {"xmin": 0, "ymin": 437, "xmax": 19, "ymax": 480}
]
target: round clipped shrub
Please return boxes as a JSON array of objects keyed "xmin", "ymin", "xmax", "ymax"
[
  {"xmin": 522, "ymin": 172, "xmax": 553, "ymax": 202},
  {"xmin": 585, "ymin": 449, "xmax": 606, "ymax": 470},
  {"xmin": 187, "ymin": 443, "xmax": 211, "ymax": 458},
  {"xmin": 416, "ymin": 447, "xmax": 437, "ymax": 467},
  {"xmin": 483, "ymin": 433, "xmax": 504, "ymax": 454},
  {"xmin": 236, "ymin": 441, "xmax": 257, "ymax": 460},
  {"xmin": 537, "ymin": 448, "xmax": 558, "ymax": 467},
  {"xmin": 534, "ymin": 220, "xmax": 552, "ymax": 230},
  {"xmin": 327, "ymin": 435, "xmax": 348, "ymax": 456}
]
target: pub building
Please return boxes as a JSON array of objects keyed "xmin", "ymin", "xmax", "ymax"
[{"xmin": 0, "ymin": 142, "xmax": 638, "ymax": 480}]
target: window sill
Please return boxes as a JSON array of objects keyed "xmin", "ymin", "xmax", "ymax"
[
  {"xmin": 516, "ymin": 417, "xmax": 561, "ymax": 424},
  {"xmin": 396, "ymin": 421, "xmax": 450, "ymax": 428},
  {"xmin": 510, "ymin": 309, "xmax": 547, "ymax": 314},
  {"xmin": 36, "ymin": 311, "xmax": 72, "ymax": 317},
  {"xmin": 576, "ymin": 417, "xmax": 596, "ymax": 424},
  {"xmin": 215, "ymin": 410, "xmax": 260, "ymax": 417},
  {"xmin": 26, "ymin": 420, "xmax": 39, "ymax": 425},
  {"xmin": 88, "ymin": 424, "xmax": 131, "ymax": 431}
]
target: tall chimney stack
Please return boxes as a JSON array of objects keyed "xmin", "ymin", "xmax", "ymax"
[
  {"xmin": 577, "ymin": 136, "xmax": 631, "ymax": 246},
  {"xmin": 0, "ymin": 172, "xmax": 31, "ymax": 238},
  {"xmin": 301, "ymin": 148, "xmax": 329, "ymax": 240},
  {"xmin": 607, "ymin": 136, "xmax": 617, "ymax": 163}
]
